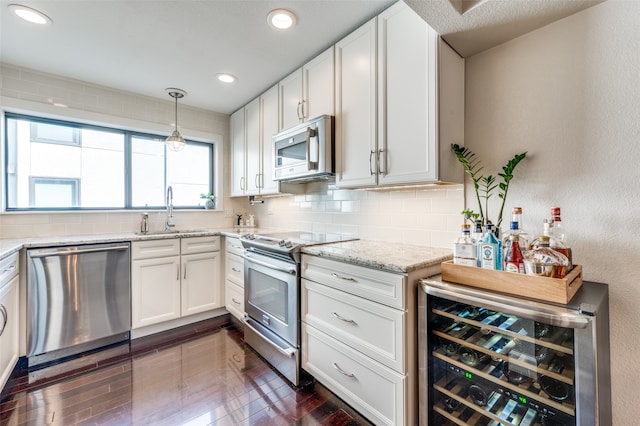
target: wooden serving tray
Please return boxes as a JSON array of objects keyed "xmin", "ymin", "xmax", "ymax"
[{"xmin": 440, "ymin": 260, "xmax": 583, "ymax": 304}]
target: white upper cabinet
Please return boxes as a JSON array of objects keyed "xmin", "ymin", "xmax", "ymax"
[
  {"xmin": 279, "ymin": 46, "xmax": 335, "ymax": 131},
  {"xmin": 260, "ymin": 85, "xmax": 280, "ymax": 195},
  {"xmin": 335, "ymin": 1, "xmax": 464, "ymax": 189},
  {"xmin": 230, "ymin": 108, "xmax": 246, "ymax": 197},
  {"xmin": 244, "ymin": 97, "xmax": 261, "ymax": 195},
  {"xmin": 334, "ymin": 17, "xmax": 378, "ymax": 188}
]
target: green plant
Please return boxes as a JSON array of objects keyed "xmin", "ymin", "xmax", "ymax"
[
  {"xmin": 451, "ymin": 144, "xmax": 527, "ymax": 229},
  {"xmin": 200, "ymin": 192, "xmax": 216, "ymax": 202}
]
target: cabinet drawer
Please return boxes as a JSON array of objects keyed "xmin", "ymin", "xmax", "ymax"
[
  {"xmin": 132, "ymin": 239, "xmax": 180, "ymax": 260},
  {"xmin": 225, "ymin": 254, "xmax": 244, "ymax": 287},
  {"xmin": 225, "ymin": 237, "xmax": 245, "ymax": 256},
  {"xmin": 0, "ymin": 252, "xmax": 19, "ymax": 286},
  {"xmin": 301, "ymin": 255, "xmax": 405, "ymax": 309},
  {"xmin": 181, "ymin": 236, "xmax": 220, "ymax": 255},
  {"xmin": 302, "ymin": 279, "xmax": 404, "ymax": 372},
  {"xmin": 302, "ymin": 323, "xmax": 405, "ymax": 426},
  {"xmin": 225, "ymin": 280, "xmax": 244, "ymax": 321}
]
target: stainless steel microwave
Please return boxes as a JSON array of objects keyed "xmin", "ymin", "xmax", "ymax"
[{"xmin": 273, "ymin": 115, "xmax": 334, "ymax": 182}]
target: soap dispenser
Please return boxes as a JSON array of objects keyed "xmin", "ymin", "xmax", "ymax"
[{"xmin": 140, "ymin": 213, "xmax": 149, "ymax": 234}]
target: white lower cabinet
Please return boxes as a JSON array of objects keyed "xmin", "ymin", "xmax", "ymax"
[
  {"xmin": 131, "ymin": 237, "xmax": 221, "ymax": 329},
  {"xmin": 224, "ymin": 236, "xmax": 245, "ymax": 320},
  {"xmin": 0, "ymin": 253, "xmax": 19, "ymax": 391},
  {"xmin": 301, "ymin": 254, "xmax": 432, "ymax": 426},
  {"xmin": 302, "ymin": 322, "xmax": 405, "ymax": 426}
]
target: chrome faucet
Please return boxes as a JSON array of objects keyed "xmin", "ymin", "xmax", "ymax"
[{"xmin": 165, "ymin": 186, "xmax": 175, "ymax": 231}]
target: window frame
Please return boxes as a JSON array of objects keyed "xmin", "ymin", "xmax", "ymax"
[{"xmin": 4, "ymin": 113, "xmax": 215, "ymax": 212}]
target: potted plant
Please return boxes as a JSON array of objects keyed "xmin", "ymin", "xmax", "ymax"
[
  {"xmin": 200, "ymin": 192, "xmax": 216, "ymax": 210},
  {"xmin": 451, "ymin": 144, "xmax": 527, "ymax": 231}
]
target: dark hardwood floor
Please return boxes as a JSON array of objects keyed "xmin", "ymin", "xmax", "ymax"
[{"xmin": 0, "ymin": 316, "xmax": 373, "ymax": 426}]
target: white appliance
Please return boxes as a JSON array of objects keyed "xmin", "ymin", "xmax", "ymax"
[{"xmin": 273, "ymin": 115, "xmax": 334, "ymax": 183}]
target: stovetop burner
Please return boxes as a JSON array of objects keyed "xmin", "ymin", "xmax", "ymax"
[{"xmin": 240, "ymin": 231, "xmax": 356, "ymax": 261}]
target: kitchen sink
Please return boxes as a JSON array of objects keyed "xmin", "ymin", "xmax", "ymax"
[{"xmin": 135, "ymin": 229, "xmax": 211, "ymax": 236}]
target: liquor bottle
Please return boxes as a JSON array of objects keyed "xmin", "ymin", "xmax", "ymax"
[
  {"xmin": 478, "ymin": 224, "xmax": 502, "ymax": 270},
  {"xmin": 502, "ymin": 207, "xmax": 532, "ymax": 249},
  {"xmin": 537, "ymin": 220, "xmax": 572, "ymax": 269},
  {"xmin": 471, "ymin": 219, "xmax": 484, "ymax": 242},
  {"xmin": 526, "ymin": 235, "xmax": 570, "ymax": 278},
  {"xmin": 503, "ymin": 234, "xmax": 525, "ymax": 273},
  {"xmin": 551, "ymin": 207, "xmax": 572, "ymax": 262},
  {"xmin": 453, "ymin": 224, "xmax": 477, "ymax": 266}
]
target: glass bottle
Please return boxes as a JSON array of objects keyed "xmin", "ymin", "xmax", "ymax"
[
  {"xmin": 503, "ymin": 234, "xmax": 525, "ymax": 273},
  {"xmin": 478, "ymin": 224, "xmax": 502, "ymax": 270},
  {"xmin": 551, "ymin": 207, "xmax": 572, "ymax": 262},
  {"xmin": 471, "ymin": 219, "xmax": 484, "ymax": 242},
  {"xmin": 453, "ymin": 224, "xmax": 477, "ymax": 266},
  {"xmin": 535, "ymin": 220, "xmax": 572, "ymax": 269},
  {"xmin": 525, "ymin": 235, "xmax": 570, "ymax": 278},
  {"xmin": 502, "ymin": 207, "xmax": 531, "ymax": 249}
]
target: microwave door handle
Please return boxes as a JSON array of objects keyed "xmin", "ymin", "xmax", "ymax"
[{"xmin": 306, "ymin": 127, "xmax": 318, "ymax": 170}]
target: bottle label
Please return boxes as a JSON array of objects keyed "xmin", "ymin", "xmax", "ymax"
[
  {"xmin": 479, "ymin": 244, "xmax": 497, "ymax": 269},
  {"xmin": 505, "ymin": 262, "xmax": 524, "ymax": 273},
  {"xmin": 454, "ymin": 243, "xmax": 476, "ymax": 258}
]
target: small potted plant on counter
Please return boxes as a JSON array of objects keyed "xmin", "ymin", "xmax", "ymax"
[{"xmin": 200, "ymin": 192, "xmax": 216, "ymax": 210}]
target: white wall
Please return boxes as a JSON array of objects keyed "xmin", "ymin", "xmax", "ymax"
[
  {"xmin": 0, "ymin": 63, "xmax": 234, "ymax": 237},
  {"xmin": 465, "ymin": 1, "xmax": 640, "ymax": 422}
]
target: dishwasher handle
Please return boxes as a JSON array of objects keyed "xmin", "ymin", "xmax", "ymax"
[{"xmin": 28, "ymin": 244, "xmax": 130, "ymax": 258}]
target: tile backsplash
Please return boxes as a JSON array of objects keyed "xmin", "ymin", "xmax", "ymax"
[{"xmin": 245, "ymin": 183, "xmax": 464, "ymax": 249}]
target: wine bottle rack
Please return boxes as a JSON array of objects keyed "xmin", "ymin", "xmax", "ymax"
[{"xmin": 428, "ymin": 297, "xmax": 577, "ymax": 425}]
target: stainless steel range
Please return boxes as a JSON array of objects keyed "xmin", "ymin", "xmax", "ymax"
[{"xmin": 241, "ymin": 231, "xmax": 354, "ymax": 385}]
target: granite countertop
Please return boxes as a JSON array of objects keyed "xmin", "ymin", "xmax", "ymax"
[
  {"xmin": 302, "ymin": 239, "xmax": 452, "ymax": 274},
  {"xmin": 0, "ymin": 227, "xmax": 275, "ymax": 260}
]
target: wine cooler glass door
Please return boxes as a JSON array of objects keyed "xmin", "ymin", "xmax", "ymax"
[{"xmin": 419, "ymin": 279, "xmax": 610, "ymax": 426}]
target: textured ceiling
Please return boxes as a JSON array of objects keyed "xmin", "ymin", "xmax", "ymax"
[
  {"xmin": 405, "ymin": 0, "xmax": 605, "ymax": 57},
  {"xmin": 1, "ymin": 0, "xmax": 605, "ymax": 114}
]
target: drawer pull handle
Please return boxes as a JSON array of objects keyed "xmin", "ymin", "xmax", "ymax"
[
  {"xmin": 332, "ymin": 312, "xmax": 357, "ymax": 325},
  {"xmin": 2, "ymin": 265, "xmax": 16, "ymax": 274},
  {"xmin": 331, "ymin": 273, "xmax": 357, "ymax": 282},
  {"xmin": 231, "ymin": 267, "xmax": 241, "ymax": 273},
  {"xmin": 333, "ymin": 362, "xmax": 356, "ymax": 379},
  {"xmin": 0, "ymin": 304, "xmax": 7, "ymax": 336},
  {"xmin": 232, "ymin": 298, "xmax": 241, "ymax": 305}
]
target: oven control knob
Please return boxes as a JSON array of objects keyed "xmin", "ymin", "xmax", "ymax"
[
  {"xmin": 284, "ymin": 241, "xmax": 294, "ymax": 248},
  {"xmin": 278, "ymin": 240, "xmax": 286, "ymax": 247}
]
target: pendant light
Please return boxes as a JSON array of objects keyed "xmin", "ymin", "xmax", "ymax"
[{"xmin": 165, "ymin": 88, "xmax": 187, "ymax": 151}]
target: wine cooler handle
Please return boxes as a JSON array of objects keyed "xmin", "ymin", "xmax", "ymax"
[{"xmin": 421, "ymin": 280, "xmax": 590, "ymax": 329}]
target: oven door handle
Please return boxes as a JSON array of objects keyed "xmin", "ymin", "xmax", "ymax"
[
  {"xmin": 242, "ymin": 316, "xmax": 296, "ymax": 358},
  {"xmin": 242, "ymin": 254, "xmax": 297, "ymax": 275}
]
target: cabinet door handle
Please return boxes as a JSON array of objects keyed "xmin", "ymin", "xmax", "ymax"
[
  {"xmin": 176, "ymin": 265, "xmax": 180, "ymax": 281},
  {"xmin": 231, "ymin": 298, "xmax": 241, "ymax": 305},
  {"xmin": 369, "ymin": 150, "xmax": 376, "ymax": 175},
  {"xmin": 333, "ymin": 362, "xmax": 356, "ymax": 378},
  {"xmin": 332, "ymin": 312, "xmax": 357, "ymax": 325},
  {"xmin": 297, "ymin": 101, "xmax": 303, "ymax": 121},
  {"xmin": 231, "ymin": 267, "xmax": 241, "ymax": 273},
  {"xmin": 255, "ymin": 174, "xmax": 260, "ymax": 189},
  {"xmin": 377, "ymin": 149, "xmax": 386, "ymax": 175},
  {"xmin": 300, "ymin": 99, "xmax": 306, "ymax": 121},
  {"xmin": 0, "ymin": 304, "xmax": 7, "ymax": 337},
  {"xmin": 331, "ymin": 272, "xmax": 357, "ymax": 282},
  {"xmin": 183, "ymin": 263, "xmax": 187, "ymax": 279},
  {"xmin": 240, "ymin": 177, "xmax": 245, "ymax": 191}
]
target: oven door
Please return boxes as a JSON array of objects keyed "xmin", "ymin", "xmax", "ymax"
[{"xmin": 243, "ymin": 250, "xmax": 299, "ymax": 346}]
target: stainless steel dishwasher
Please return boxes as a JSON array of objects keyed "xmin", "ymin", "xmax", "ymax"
[{"xmin": 27, "ymin": 242, "xmax": 131, "ymax": 367}]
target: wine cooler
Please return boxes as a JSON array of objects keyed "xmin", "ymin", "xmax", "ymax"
[{"xmin": 418, "ymin": 277, "xmax": 611, "ymax": 426}]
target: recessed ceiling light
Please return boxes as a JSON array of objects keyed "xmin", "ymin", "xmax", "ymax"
[
  {"xmin": 8, "ymin": 4, "xmax": 52, "ymax": 25},
  {"xmin": 216, "ymin": 73, "xmax": 236, "ymax": 83},
  {"xmin": 267, "ymin": 9, "xmax": 296, "ymax": 30}
]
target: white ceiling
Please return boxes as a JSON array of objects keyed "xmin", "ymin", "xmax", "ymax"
[{"xmin": 0, "ymin": 0, "xmax": 604, "ymax": 115}]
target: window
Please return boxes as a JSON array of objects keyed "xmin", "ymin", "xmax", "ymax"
[{"xmin": 4, "ymin": 114, "xmax": 215, "ymax": 210}]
